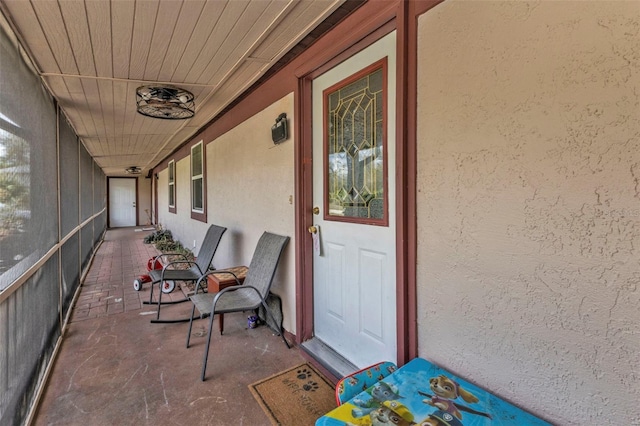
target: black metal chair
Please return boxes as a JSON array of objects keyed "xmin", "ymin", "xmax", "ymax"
[
  {"xmin": 144, "ymin": 224, "xmax": 226, "ymax": 323},
  {"xmin": 186, "ymin": 232, "xmax": 290, "ymax": 380}
]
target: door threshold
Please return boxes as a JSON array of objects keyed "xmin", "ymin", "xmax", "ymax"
[{"xmin": 300, "ymin": 338, "xmax": 358, "ymax": 379}]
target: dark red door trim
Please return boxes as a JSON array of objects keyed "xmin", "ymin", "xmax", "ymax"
[
  {"xmin": 295, "ymin": 77, "xmax": 314, "ymax": 342},
  {"xmin": 295, "ymin": 0, "xmax": 443, "ymax": 367},
  {"xmin": 395, "ymin": 0, "xmax": 416, "ymax": 365},
  {"xmin": 295, "ymin": 3, "xmax": 398, "ymax": 349}
]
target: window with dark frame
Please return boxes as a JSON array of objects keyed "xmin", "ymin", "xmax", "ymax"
[{"xmin": 191, "ymin": 141, "xmax": 204, "ymax": 214}]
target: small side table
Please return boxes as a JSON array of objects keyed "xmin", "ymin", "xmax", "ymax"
[{"xmin": 206, "ymin": 266, "xmax": 248, "ymax": 334}]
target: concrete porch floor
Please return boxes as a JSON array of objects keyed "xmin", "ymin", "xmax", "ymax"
[{"xmin": 33, "ymin": 228, "xmax": 311, "ymax": 426}]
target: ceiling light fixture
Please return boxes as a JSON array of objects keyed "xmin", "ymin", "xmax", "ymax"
[
  {"xmin": 135, "ymin": 85, "xmax": 195, "ymax": 120},
  {"xmin": 125, "ymin": 166, "xmax": 142, "ymax": 174}
]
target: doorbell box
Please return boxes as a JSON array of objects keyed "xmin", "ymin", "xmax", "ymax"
[{"xmin": 271, "ymin": 113, "xmax": 288, "ymax": 144}]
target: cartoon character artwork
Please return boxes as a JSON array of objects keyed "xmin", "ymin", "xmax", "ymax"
[
  {"xmin": 317, "ymin": 358, "xmax": 551, "ymax": 426},
  {"xmin": 371, "ymin": 362, "xmax": 397, "ymax": 381},
  {"xmin": 419, "ymin": 375, "xmax": 491, "ymax": 420},
  {"xmin": 337, "ymin": 361, "xmax": 398, "ymax": 405},
  {"xmin": 416, "ymin": 409, "xmax": 464, "ymax": 426},
  {"xmin": 351, "ymin": 381, "xmax": 404, "ymax": 418},
  {"xmin": 369, "ymin": 401, "xmax": 415, "ymax": 426}
]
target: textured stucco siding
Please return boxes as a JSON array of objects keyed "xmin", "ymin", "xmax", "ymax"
[
  {"xmin": 205, "ymin": 94, "xmax": 296, "ymax": 333},
  {"xmin": 136, "ymin": 176, "xmax": 152, "ymax": 226},
  {"xmin": 416, "ymin": 1, "xmax": 639, "ymax": 425},
  {"xmin": 159, "ymin": 94, "xmax": 296, "ymax": 333}
]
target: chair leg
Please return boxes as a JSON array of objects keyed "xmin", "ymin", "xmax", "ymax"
[
  {"xmin": 186, "ymin": 304, "xmax": 197, "ymax": 348},
  {"xmin": 261, "ymin": 301, "xmax": 290, "ymax": 349},
  {"xmin": 156, "ymin": 285, "xmax": 163, "ymax": 320},
  {"xmin": 201, "ymin": 311, "xmax": 216, "ymax": 381},
  {"xmin": 148, "ymin": 281, "xmax": 155, "ymax": 304}
]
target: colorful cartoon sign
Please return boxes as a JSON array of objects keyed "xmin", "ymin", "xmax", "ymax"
[{"xmin": 316, "ymin": 358, "xmax": 550, "ymax": 426}]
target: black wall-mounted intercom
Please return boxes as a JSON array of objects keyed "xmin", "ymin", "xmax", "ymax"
[{"xmin": 271, "ymin": 113, "xmax": 288, "ymax": 144}]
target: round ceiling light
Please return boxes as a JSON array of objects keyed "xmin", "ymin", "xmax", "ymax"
[{"xmin": 136, "ymin": 85, "xmax": 195, "ymax": 120}]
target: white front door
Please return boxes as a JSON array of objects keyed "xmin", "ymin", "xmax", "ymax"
[
  {"xmin": 109, "ymin": 178, "xmax": 136, "ymax": 227},
  {"xmin": 311, "ymin": 32, "xmax": 397, "ymax": 368}
]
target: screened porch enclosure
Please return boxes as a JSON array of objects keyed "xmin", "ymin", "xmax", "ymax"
[{"xmin": 0, "ymin": 21, "xmax": 106, "ymax": 426}]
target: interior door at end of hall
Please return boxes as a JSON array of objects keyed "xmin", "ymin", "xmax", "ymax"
[
  {"xmin": 311, "ymin": 31, "xmax": 397, "ymax": 368},
  {"xmin": 109, "ymin": 178, "xmax": 136, "ymax": 227}
]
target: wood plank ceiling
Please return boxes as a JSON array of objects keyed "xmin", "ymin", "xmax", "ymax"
[{"xmin": 0, "ymin": 0, "xmax": 356, "ymax": 176}]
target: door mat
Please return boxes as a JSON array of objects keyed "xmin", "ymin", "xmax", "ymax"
[{"xmin": 249, "ymin": 363, "xmax": 337, "ymax": 425}]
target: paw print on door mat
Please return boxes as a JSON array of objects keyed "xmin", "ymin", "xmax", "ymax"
[
  {"xmin": 297, "ymin": 368, "xmax": 313, "ymax": 380},
  {"xmin": 302, "ymin": 381, "xmax": 319, "ymax": 392}
]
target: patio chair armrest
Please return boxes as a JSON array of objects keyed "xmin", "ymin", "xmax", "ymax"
[
  {"xmin": 211, "ymin": 284, "xmax": 261, "ymax": 310},
  {"xmin": 158, "ymin": 260, "xmax": 199, "ymax": 280},
  {"xmin": 162, "ymin": 259, "xmax": 197, "ymax": 270},
  {"xmin": 154, "ymin": 252, "xmax": 190, "ymax": 263}
]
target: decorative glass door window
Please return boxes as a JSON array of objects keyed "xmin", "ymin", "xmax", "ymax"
[{"xmin": 323, "ymin": 58, "xmax": 388, "ymax": 225}]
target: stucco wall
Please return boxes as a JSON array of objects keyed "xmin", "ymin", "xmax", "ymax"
[
  {"xmin": 157, "ymin": 94, "xmax": 296, "ymax": 332},
  {"xmin": 158, "ymin": 156, "xmax": 211, "ymax": 246},
  {"xmin": 137, "ymin": 176, "xmax": 152, "ymax": 226},
  {"xmin": 157, "ymin": 169, "xmax": 168, "ymax": 223},
  {"xmin": 416, "ymin": 1, "xmax": 639, "ymax": 425},
  {"xmin": 205, "ymin": 94, "xmax": 296, "ymax": 332}
]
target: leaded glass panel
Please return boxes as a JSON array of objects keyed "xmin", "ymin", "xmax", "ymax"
[{"xmin": 325, "ymin": 65, "xmax": 385, "ymax": 222}]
